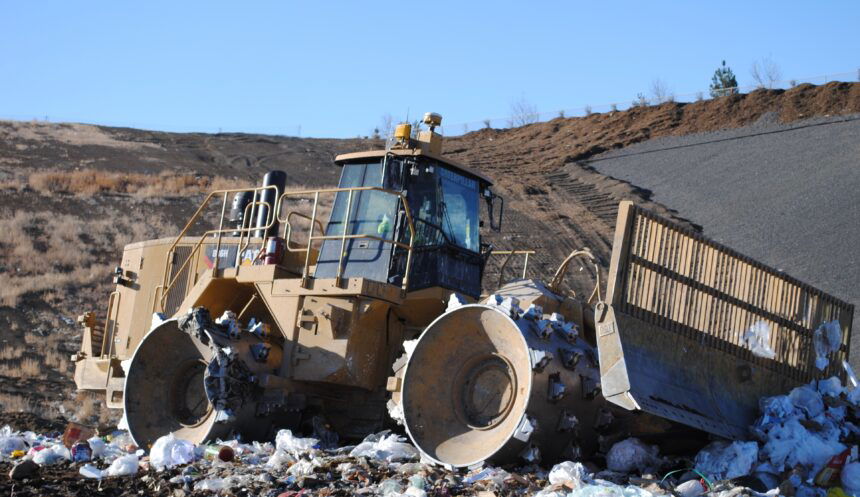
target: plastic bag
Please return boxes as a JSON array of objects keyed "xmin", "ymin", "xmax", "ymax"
[
  {"xmin": 87, "ymin": 436, "xmax": 106, "ymax": 458},
  {"xmin": 106, "ymin": 454, "xmax": 139, "ymax": 477},
  {"xmin": 606, "ymin": 438, "xmax": 659, "ymax": 473},
  {"xmin": 463, "ymin": 466, "xmax": 510, "ymax": 486},
  {"xmin": 548, "ymin": 460, "xmax": 591, "ymax": 486},
  {"xmin": 79, "ymin": 464, "xmax": 103, "ymax": 479},
  {"xmin": 349, "ymin": 432, "xmax": 418, "ymax": 462},
  {"xmin": 195, "ymin": 477, "xmax": 227, "ymax": 491},
  {"xmin": 32, "ymin": 445, "xmax": 69, "ymax": 465},
  {"xmin": 743, "ymin": 321, "xmax": 776, "ymax": 359},
  {"xmin": 287, "ymin": 459, "xmax": 316, "ymax": 476},
  {"xmin": 761, "ymin": 417, "xmax": 845, "ymax": 471},
  {"xmin": 0, "ymin": 426, "xmax": 26, "ymax": 456},
  {"xmin": 694, "ymin": 440, "xmax": 758, "ymax": 480},
  {"xmin": 814, "ymin": 320, "xmax": 842, "ymax": 370},
  {"xmin": 274, "ymin": 429, "xmax": 319, "ymax": 456},
  {"xmin": 789, "ymin": 384, "xmax": 825, "ymax": 418},
  {"xmin": 818, "ymin": 377, "xmax": 845, "ymax": 398},
  {"xmin": 266, "ymin": 448, "xmax": 296, "ymax": 468},
  {"xmin": 842, "ymin": 462, "xmax": 860, "ymax": 494},
  {"xmin": 150, "ymin": 433, "xmax": 195, "ymax": 470}
]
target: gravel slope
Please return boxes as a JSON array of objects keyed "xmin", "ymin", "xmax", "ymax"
[{"xmin": 589, "ymin": 113, "xmax": 860, "ymax": 362}]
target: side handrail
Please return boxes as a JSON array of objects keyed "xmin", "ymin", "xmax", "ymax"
[
  {"xmin": 277, "ymin": 186, "xmax": 416, "ymax": 291},
  {"xmin": 158, "ymin": 208, "xmax": 275, "ymax": 310},
  {"xmin": 549, "ymin": 248, "xmax": 601, "ymax": 304},
  {"xmin": 158, "ymin": 185, "xmax": 278, "ymax": 310},
  {"xmin": 283, "ymin": 211, "xmax": 325, "ymax": 252},
  {"xmin": 491, "ymin": 250, "xmax": 536, "ymax": 287}
]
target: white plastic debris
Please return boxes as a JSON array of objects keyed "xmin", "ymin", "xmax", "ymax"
[
  {"xmin": 116, "ymin": 413, "xmax": 129, "ymax": 431},
  {"xmin": 446, "ymin": 293, "xmax": 467, "ymax": 311},
  {"xmin": 150, "ymin": 312, "xmax": 167, "ymax": 331},
  {"xmin": 743, "ymin": 321, "xmax": 776, "ymax": 359},
  {"xmin": 87, "ymin": 436, "xmax": 106, "ymax": 458},
  {"xmin": 813, "ymin": 320, "xmax": 842, "ymax": 370},
  {"xmin": 79, "ymin": 463, "xmax": 103, "ymax": 479},
  {"xmin": 548, "ymin": 460, "xmax": 590, "ymax": 486},
  {"xmin": 195, "ymin": 477, "xmax": 227, "ymax": 491},
  {"xmin": 266, "ymin": 448, "xmax": 296, "ymax": 468},
  {"xmin": 760, "ymin": 417, "xmax": 845, "ymax": 472},
  {"xmin": 788, "ymin": 384, "xmax": 825, "ymax": 418},
  {"xmin": 349, "ymin": 432, "xmax": 418, "ymax": 462},
  {"xmin": 606, "ymin": 438, "xmax": 659, "ymax": 473},
  {"xmin": 216, "ymin": 310, "xmax": 242, "ymax": 339},
  {"xmin": 149, "ymin": 433, "xmax": 195, "ymax": 470},
  {"xmin": 842, "ymin": 462, "xmax": 860, "ymax": 494},
  {"xmin": 817, "ymin": 377, "xmax": 845, "ymax": 398},
  {"xmin": 694, "ymin": 440, "xmax": 759, "ymax": 480},
  {"xmin": 674, "ymin": 479, "xmax": 708, "ymax": 497},
  {"xmin": 106, "ymin": 454, "xmax": 139, "ymax": 477},
  {"xmin": 0, "ymin": 426, "xmax": 26, "ymax": 455},
  {"xmin": 274, "ymin": 429, "xmax": 319, "ymax": 456},
  {"xmin": 287, "ymin": 458, "xmax": 317, "ymax": 476},
  {"xmin": 32, "ymin": 444, "xmax": 70, "ymax": 465},
  {"xmin": 463, "ymin": 466, "xmax": 510, "ymax": 486}
]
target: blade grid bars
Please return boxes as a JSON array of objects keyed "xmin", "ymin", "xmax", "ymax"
[{"xmin": 616, "ymin": 205, "xmax": 853, "ymax": 382}]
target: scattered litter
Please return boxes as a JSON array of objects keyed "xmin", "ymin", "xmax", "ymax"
[
  {"xmin": 32, "ymin": 444, "xmax": 70, "ymax": 465},
  {"xmin": 62, "ymin": 421, "xmax": 95, "ymax": 448},
  {"xmin": 349, "ymin": 432, "xmax": 418, "ymax": 462},
  {"xmin": 841, "ymin": 462, "xmax": 860, "ymax": 495},
  {"xmin": 463, "ymin": 466, "xmax": 510, "ymax": 486},
  {"xmin": 606, "ymin": 438, "xmax": 660, "ymax": 473},
  {"xmin": 8, "ymin": 374, "xmax": 860, "ymax": 495},
  {"xmin": 275, "ymin": 429, "xmax": 319, "ymax": 456},
  {"xmin": 813, "ymin": 320, "xmax": 842, "ymax": 370},
  {"xmin": 674, "ymin": 478, "xmax": 708, "ymax": 497},
  {"xmin": 149, "ymin": 433, "xmax": 195, "ymax": 470},
  {"xmin": 743, "ymin": 321, "xmax": 776, "ymax": 359},
  {"xmin": 548, "ymin": 460, "xmax": 590, "ymax": 486},
  {"xmin": 694, "ymin": 440, "xmax": 758, "ymax": 480}
]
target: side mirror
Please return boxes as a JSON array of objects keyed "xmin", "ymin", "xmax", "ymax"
[{"xmin": 483, "ymin": 190, "xmax": 504, "ymax": 232}]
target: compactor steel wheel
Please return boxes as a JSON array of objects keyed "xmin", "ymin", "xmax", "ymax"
[
  {"xmin": 393, "ymin": 294, "xmax": 605, "ymax": 468},
  {"xmin": 124, "ymin": 318, "xmax": 226, "ymax": 448},
  {"xmin": 124, "ymin": 308, "xmax": 278, "ymax": 448}
]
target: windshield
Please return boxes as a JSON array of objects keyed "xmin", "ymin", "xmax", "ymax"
[
  {"xmin": 326, "ymin": 161, "xmax": 398, "ymax": 240},
  {"xmin": 439, "ymin": 166, "xmax": 480, "ymax": 252}
]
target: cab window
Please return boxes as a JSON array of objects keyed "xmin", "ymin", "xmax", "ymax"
[{"xmin": 439, "ymin": 166, "xmax": 479, "ymax": 252}]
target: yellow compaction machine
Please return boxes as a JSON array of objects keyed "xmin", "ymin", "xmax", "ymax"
[{"xmin": 73, "ymin": 113, "xmax": 854, "ymax": 468}]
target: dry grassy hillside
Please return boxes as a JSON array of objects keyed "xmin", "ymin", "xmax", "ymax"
[{"xmin": 0, "ymin": 81, "xmax": 857, "ymax": 424}]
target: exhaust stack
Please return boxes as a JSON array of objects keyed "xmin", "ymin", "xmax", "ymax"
[{"xmin": 254, "ymin": 170, "xmax": 287, "ymax": 239}]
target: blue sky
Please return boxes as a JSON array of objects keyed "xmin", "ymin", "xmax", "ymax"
[{"xmin": 2, "ymin": 1, "xmax": 858, "ymax": 137}]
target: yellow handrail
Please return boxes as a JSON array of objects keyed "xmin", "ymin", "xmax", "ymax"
[
  {"xmin": 277, "ymin": 186, "xmax": 416, "ymax": 291},
  {"xmin": 491, "ymin": 250, "xmax": 536, "ymax": 287},
  {"xmin": 158, "ymin": 185, "xmax": 278, "ymax": 310}
]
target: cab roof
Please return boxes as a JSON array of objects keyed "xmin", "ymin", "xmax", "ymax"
[{"xmin": 334, "ymin": 149, "xmax": 493, "ymax": 186}]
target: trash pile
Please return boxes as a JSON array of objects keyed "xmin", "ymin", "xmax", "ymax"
[{"xmin": 3, "ymin": 376, "xmax": 860, "ymax": 496}]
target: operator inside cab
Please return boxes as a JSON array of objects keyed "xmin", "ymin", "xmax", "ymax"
[{"xmin": 314, "ymin": 113, "xmax": 502, "ymax": 298}]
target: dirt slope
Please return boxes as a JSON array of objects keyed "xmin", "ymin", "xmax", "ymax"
[{"xmin": 0, "ymin": 81, "xmax": 857, "ymax": 423}]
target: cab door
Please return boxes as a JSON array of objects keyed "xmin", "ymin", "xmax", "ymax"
[{"xmin": 314, "ymin": 161, "xmax": 399, "ymax": 283}]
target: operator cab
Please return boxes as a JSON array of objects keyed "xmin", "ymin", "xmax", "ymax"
[{"xmin": 314, "ymin": 113, "xmax": 502, "ymax": 297}]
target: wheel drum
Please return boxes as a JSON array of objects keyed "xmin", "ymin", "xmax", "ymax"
[
  {"xmin": 401, "ymin": 304, "xmax": 604, "ymax": 468},
  {"xmin": 124, "ymin": 319, "xmax": 227, "ymax": 448}
]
